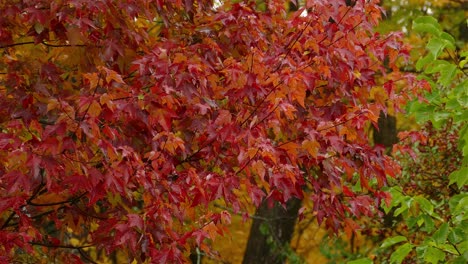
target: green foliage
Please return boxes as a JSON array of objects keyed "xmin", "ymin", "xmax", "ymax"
[
  {"xmin": 410, "ymin": 15, "xmax": 467, "ymax": 184},
  {"xmin": 380, "ymin": 236, "xmax": 408, "ymax": 249},
  {"xmin": 258, "ymin": 222, "xmax": 305, "ymax": 264},
  {"xmin": 390, "ymin": 243, "xmax": 414, "ymax": 264},
  {"xmin": 382, "ymin": 16, "xmax": 468, "ymax": 264},
  {"xmin": 346, "ymin": 258, "xmax": 373, "ymax": 264},
  {"xmin": 319, "ymin": 235, "xmax": 370, "ymax": 264}
]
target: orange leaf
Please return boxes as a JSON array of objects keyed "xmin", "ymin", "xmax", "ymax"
[
  {"xmin": 302, "ymin": 140, "xmax": 320, "ymax": 158},
  {"xmin": 83, "ymin": 72, "xmax": 100, "ymax": 89},
  {"xmin": 87, "ymin": 101, "xmax": 102, "ymax": 118},
  {"xmin": 279, "ymin": 142, "xmax": 300, "ymax": 158},
  {"xmin": 251, "ymin": 160, "xmax": 266, "ymax": 181}
]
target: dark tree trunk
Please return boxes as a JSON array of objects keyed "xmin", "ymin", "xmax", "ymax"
[
  {"xmin": 242, "ymin": 197, "xmax": 302, "ymax": 264},
  {"xmin": 373, "ymin": 111, "xmax": 398, "ymax": 149},
  {"xmin": 373, "ymin": 111, "xmax": 402, "ymax": 228},
  {"xmin": 189, "ymin": 249, "xmax": 202, "ymax": 264}
]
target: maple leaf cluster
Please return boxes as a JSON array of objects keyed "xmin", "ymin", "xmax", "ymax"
[{"xmin": 0, "ymin": 0, "xmax": 420, "ymax": 262}]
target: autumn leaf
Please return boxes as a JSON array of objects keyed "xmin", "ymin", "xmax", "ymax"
[
  {"xmin": 302, "ymin": 140, "xmax": 320, "ymax": 158},
  {"xmin": 0, "ymin": 0, "xmax": 421, "ymax": 262}
]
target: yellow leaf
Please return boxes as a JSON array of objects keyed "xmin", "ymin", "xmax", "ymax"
[
  {"xmin": 34, "ymin": 23, "xmax": 44, "ymax": 34},
  {"xmin": 47, "ymin": 98, "xmax": 59, "ymax": 112},
  {"xmin": 370, "ymin": 86, "xmax": 388, "ymax": 106},
  {"xmin": 302, "ymin": 140, "xmax": 320, "ymax": 158},
  {"xmin": 353, "ymin": 70, "xmax": 361, "ymax": 79},
  {"xmin": 66, "ymin": 27, "xmax": 84, "ymax": 45},
  {"xmin": 69, "ymin": 238, "xmax": 80, "ymax": 247},
  {"xmin": 252, "ymin": 160, "xmax": 266, "ymax": 181}
]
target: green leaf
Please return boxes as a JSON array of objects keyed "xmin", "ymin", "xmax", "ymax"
[
  {"xmin": 446, "ymin": 97, "xmax": 461, "ymax": 111},
  {"xmin": 449, "ymin": 167, "xmax": 468, "ymax": 189},
  {"xmin": 381, "ymin": 236, "xmax": 408, "ymax": 248},
  {"xmin": 406, "ymin": 216, "xmax": 419, "ymax": 229},
  {"xmin": 413, "ymin": 16, "xmax": 442, "ymax": 36},
  {"xmin": 424, "ymin": 60, "xmax": 450, "ymax": 74},
  {"xmin": 409, "ymin": 101, "xmax": 437, "ymax": 124},
  {"xmin": 421, "ymin": 214, "xmax": 435, "ymax": 233},
  {"xmin": 423, "ymin": 59, "xmax": 458, "ymax": 87},
  {"xmin": 439, "ymin": 32, "xmax": 456, "ymax": 50},
  {"xmin": 458, "ymin": 239, "xmax": 468, "ymax": 256},
  {"xmin": 436, "ymin": 63, "xmax": 457, "ymax": 87},
  {"xmin": 416, "ymin": 53, "xmax": 435, "ymax": 71},
  {"xmin": 438, "ymin": 243, "xmax": 459, "ymax": 255},
  {"xmin": 459, "ymin": 125, "xmax": 468, "ymax": 155},
  {"xmin": 449, "ymin": 194, "xmax": 468, "ymax": 214},
  {"xmin": 453, "ymin": 197, "xmax": 468, "ymax": 222},
  {"xmin": 422, "ymin": 246, "xmax": 446, "ymax": 264},
  {"xmin": 426, "ymin": 38, "xmax": 448, "ymax": 58},
  {"xmin": 390, "ymin": 243, "xmax": 414, "ymax": 264},
  {"xmin": 460, "ymin": 57, "xmax": 468, "ymax": 68},
  {"xmin": 454, "ymin": 109, "xmax": 468, "ymax": 123},
  {"xmin": 452, "ymin": 256, "xmax": 468, "ymax": 264},
  {"xmin": 347, "ymin": 258, "xmax": 373, "ymax": 264},
  {"xmin": 448, "ymin": 227, "xmax": 464, "ymax": 244},
  {"xmin": 413, "ymin": 16, "xmax": 440, "ymax": 27},
  {"xmin": 394, "ymin": 203, "xmax": 409, "ymax": 217},
  {"xmin": 432, "ymin": 112, "xmax": 451, "ymax": 129},
  {"xmin": 415, "ymin": 196, "xmax": 434, "ymax": 215},
  {"xmin": 259, "ymin": 222, "xmax": 269, "ymax": 235},
  {"xmin": 432, "ymin": 223, "xmax": 449, "ymax": 245},
  {"xmin": 462, "ymin": 129, "xmax": 468, "ymax": 145}
]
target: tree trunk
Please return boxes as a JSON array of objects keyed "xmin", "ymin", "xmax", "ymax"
[
  {"xmin": 373, "ymin": 111, "xmax": 401, "ymax": 228},
  {"xmin": 242, "ymin": 197, "xmax": 302, "ymax": 264},
  {"xmin": 373, "ymin": 111, "xmax": 398, "ymax": 149}
]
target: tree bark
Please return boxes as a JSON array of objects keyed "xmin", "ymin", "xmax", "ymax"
[
  {"xmin": 373, "ymin": 111, "xmax": 402, "ymax": 228},
  {"xmin": 373, "ymin": 111, "xmax": 398, "ymax": 149},
  {"xmin": 242, "ymin": 197, "xmax": 302, "ymax": 264}
]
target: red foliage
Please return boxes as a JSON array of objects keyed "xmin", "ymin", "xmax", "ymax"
[{"xmin": 0, "ymin": 0, "xmax": 420, "ymax": 262}]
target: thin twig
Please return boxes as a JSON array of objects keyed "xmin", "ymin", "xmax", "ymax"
[
  {"xmin": 30, "ymin": 241, "xmax": 93, "ymax": 249},
  {"xmin": 28, "ymin": 192, "xmax": 87, "ymax": 207}
]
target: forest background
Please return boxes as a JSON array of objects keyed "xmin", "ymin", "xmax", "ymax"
[{"xmin": 0, "ymin": 0, "xmax": 466, "ymax": 263}]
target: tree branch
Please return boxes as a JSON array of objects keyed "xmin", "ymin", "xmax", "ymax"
[
  {"xmin": 78, "ymin": 248, "xmax": 99, "ymax": 264},
  {"xmin": 30, "ymin": 241, "xmax": 93, "ymax": 249},
  {"xmin": 1, "ymin": 181, "xmax": 45, "ymax": 230},
  {"xmin": 0, "ymin": 41, "xmax": 35, "ymax": 49},
  {"xmin": 28, "ymin": 192, "xmax": 87, "ymax": 207},
  {"xmin": 0, "ymin": 40, "xmax": 91, "ymax": 49}
]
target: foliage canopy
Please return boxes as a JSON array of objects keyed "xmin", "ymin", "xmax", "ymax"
[{"xmin": 0, "ymin": 0, "xmax": 421, "ymax": 262}]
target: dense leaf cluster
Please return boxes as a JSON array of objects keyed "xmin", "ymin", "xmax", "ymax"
[{"xmin": 0, "ymin": 0, "xmax": 420, "ymax": 262}]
